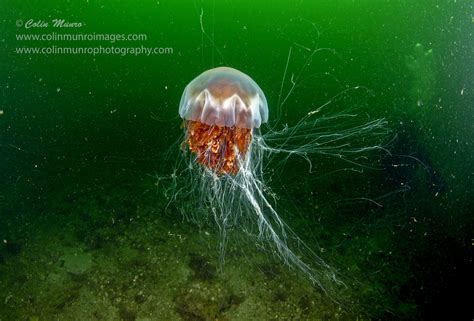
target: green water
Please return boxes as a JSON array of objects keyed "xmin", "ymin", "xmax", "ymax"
[{"xmin": 1, "ymin": 0, "xmax": 473, "ymax": 320}]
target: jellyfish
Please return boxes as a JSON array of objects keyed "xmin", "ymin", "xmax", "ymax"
[{"xmin": 167, "ymin": 66, "xmax": 389, "ymax": 294}]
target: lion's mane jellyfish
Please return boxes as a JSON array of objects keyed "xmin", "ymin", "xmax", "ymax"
[
  {"xmin": 179, "ymin": 67, "xmax": 268, "ymax": 175},
  {"xmin": 177, "ymin": 66, "xmax": 338, "ymax": 293},
  {"xmin": 172, "ymin": 66, "xmax": 388, "ymax": 294}
]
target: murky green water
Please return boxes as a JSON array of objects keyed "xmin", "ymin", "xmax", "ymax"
[{"xmin": 1, "ymin": 1, "xmax": 472, "ymax": 320}]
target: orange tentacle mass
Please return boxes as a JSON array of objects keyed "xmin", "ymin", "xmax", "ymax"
[{"xmin": 184, "ymin": 120, "xmax": 252, "ymax": 175}]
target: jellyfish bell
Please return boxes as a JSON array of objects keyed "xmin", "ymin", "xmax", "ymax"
[
  {"xmin": 179, "ymin": 67, "xmax": 268, "ymax": 174},
  {"xmin": 179, "ymin": 66, "xmax": 268, "ymax": 129}
]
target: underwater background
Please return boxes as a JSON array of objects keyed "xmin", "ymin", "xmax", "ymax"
[{"xmin": 1, "ymin": 0, "xmax": 473, "ymax": 320}]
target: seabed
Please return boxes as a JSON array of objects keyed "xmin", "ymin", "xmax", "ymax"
[{"xmin": 0, "ymin": 169, "xmax": 362, "ymax": 321}]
